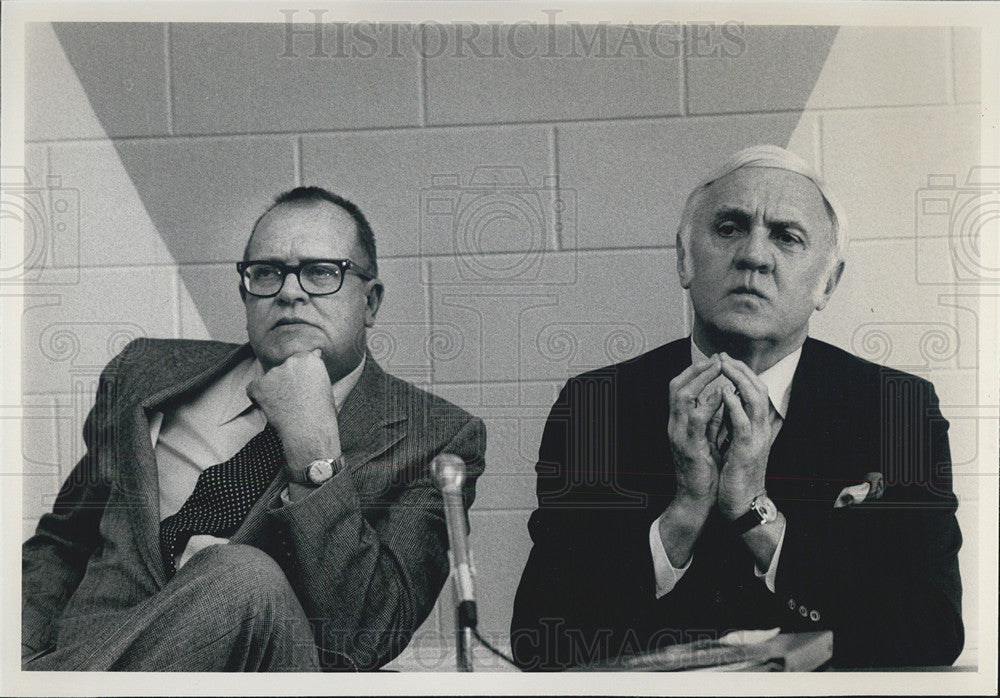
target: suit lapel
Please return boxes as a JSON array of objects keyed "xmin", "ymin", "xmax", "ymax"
[
  {"xmin": 232, "ymin": 354, "xmax": 408, "ymax": 544},
  {"xmin": 128, "ymin": 343, "xmax": 254, "ymax": 586},
  {"xmin": 336, "ymin": 355, "xmax": 408, "ymax": 470},
  {"xmin": 765, "ymin": 338, "xmax": 838, "ymax": 506}
]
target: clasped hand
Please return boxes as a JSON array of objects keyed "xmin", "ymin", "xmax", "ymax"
[{"xmin": 667, "ymin": 353, "xmax": 772, "ymax": 519}]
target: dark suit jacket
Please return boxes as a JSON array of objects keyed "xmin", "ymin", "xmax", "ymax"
[
  {"xmin": 511, "ymin": 337, "xmax": 963, "ymax": 670},
  {"xmin": 22, "ymin": 338, "xmax": 486, "ymax": 670}
]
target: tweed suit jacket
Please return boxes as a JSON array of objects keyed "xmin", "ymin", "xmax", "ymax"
[
  {"xmin": 511, "ymin": 336, "xmax": 963, "ymax": 670},
  {"xmin": 22, "ymin": 338, "xmax": 486, "ymax": 670}
]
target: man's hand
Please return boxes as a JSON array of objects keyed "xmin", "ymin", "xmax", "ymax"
[
  {"xmin": 247, "ymin": 349, "xmax": 342, "ymax": 470},
  {"xmin": 655, "ymin": 355, "xmax": 735, "ymax": 568},
  {"xmin": 667, "ymin": 355, "xmax": 730, "ymax": 504},
  {"xmin": 716, "ymin": 353, "xmax": 772, "ymax": 519}
]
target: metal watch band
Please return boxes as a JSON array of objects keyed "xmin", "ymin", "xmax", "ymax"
[{"xmin": 286, "ymin": 456, "xmax": 344, "ymax": 486}]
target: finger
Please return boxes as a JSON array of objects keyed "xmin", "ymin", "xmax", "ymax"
[
  {"xmin": 706, "ymin": 401, "xmax": 725, "ymax": 445},
  {"xmin": 691, "ymin": 375, "xmax": 732, "ymax": 423},
  {"xmin": 720, "ymin": 384, "xmax": 751, "ymax": 438},
  {"xmin": 670, "ymin": 356, "xmax": 723, "ymax": 415},
  {"xmin": 668, "ymin": 357, "xmax": 717, "ymax": 400},
  {"xmin": 719, "ymin": 354, "xmax": 769, "ymax": 421}
]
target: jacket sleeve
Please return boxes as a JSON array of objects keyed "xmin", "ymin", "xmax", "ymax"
[
  {"xmin": 269, "ymin": 413, "xmax": 486, "ymax": 670},
  {"xmin": 21, "ymin": 347, "xmax": 126, "ymax": 657},
  {"xmin": 772, "ymin": 380, "xmax": 964, "ymax": 667}
]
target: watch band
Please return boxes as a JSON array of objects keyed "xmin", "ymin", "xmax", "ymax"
[
  {"xmin": 731, "ymin": 493, "xmax": 778, "ymax": 536},
  {"xmin": 286, "ymin": 456, "xmax": 345, "ymax": 486}
]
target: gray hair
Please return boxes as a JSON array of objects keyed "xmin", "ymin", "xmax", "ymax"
[{"xmin": 676, "ymin": 145, "xmax": 847, "ymax": 262}]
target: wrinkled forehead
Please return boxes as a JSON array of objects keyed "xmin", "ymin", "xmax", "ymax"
[
  {"xmin": 699, "ymin": 166, "xmax": 835, "ymax": 238},
  {"xmin": 247, "ymin": 201, "xmax": 360, "ymax": 259}
]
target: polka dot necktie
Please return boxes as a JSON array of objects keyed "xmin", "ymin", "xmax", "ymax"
[{"xmin": 159, "ymin": 424, "xmax": 285, "ymax": 577}]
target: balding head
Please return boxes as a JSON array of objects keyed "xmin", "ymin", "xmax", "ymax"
[{"xmin": 677, "ymin": 145, "xmax": 846, "ymax": 265}]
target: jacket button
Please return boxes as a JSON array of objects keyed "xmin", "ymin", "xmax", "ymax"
[
  {"xmin": 798, "ymin": 605, "xmax": 808, "ymax": 617},
  {"xmin": 788, "ymin": 599, "xmax": 796, "ymax": 610},
  {"xmin": 810, "ymin": 610, "xmax": 821, "ymax": 622},
  {"xmin": 714, "ymin": 591, "xmax": 723, "ymax": 605}
]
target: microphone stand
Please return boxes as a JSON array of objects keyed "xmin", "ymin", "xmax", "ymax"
[{"xmin": 431, "ymin": 454, "xmax": 477, "ymax": 672}]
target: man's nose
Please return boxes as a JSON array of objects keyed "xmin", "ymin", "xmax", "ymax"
[
  {"xmin": 275, "ymin": 270, "xmax": 310, "ymax": 302},
  {"xmin": 733, "ymin": 229, "xmax": 774, "ymax": 273}
]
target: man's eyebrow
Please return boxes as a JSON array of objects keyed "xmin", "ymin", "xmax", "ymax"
[
  {"xmin": 711, "ymin": 207, "xmax": 810, "ymax": 235},
  {"xmin": 767, "ymin": 218, "xmax": 808, "ymax": 234},
  {"xmin": 245, "ymin": 257, "xmax": 343, "ymax": 264},
  {"xmin": 711, "ymin": 207, "xmax": 752, "ymax": 226}
]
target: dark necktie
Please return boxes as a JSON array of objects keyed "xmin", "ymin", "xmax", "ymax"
[{"xmin": 159, "ymin": 424, "xmax": 285, "ymax": 577}]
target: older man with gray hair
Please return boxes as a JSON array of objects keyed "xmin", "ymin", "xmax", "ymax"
[{"xmin": 511, "ymin": 145, "xmax": 963, "ymax": 670}]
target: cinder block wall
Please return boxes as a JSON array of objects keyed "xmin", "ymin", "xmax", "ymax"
[{"xmin": 20, "ymin": 22, "xmax": 984, "ymax": 666}]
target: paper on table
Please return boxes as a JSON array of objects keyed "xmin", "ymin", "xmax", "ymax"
[{"xmin": 718, "ymin": 628, "xmax": 782, "ymax": 646}]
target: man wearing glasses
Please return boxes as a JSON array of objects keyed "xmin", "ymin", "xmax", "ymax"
[
  {"xmin": 22, "ymin": 187, "xmax": 486, "ymax": 671},
  {"xmin": 511, "ymin": 146, "xmax": 963, "ymax": 670}
]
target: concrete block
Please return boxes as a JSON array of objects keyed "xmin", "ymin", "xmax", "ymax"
[
  {"xmin": 687, "ymin": 25, "xmax": 837, "ymax": 115},
  {"xmin": 178, "ymin": 263, "xmax": 246, "ymax": 344},
  {"xmin": 557, "ymin": 114, "xmax": 809, "ymax": 250},
  {"xmin": 170, "ymin": 23, "xmax": 420, "ymax": 134},
  {"xmin": 107, "ymin": 137, "xmax": 296, "ymax": 264},
  {"xmin": 301, "ymin": 126, "xmax": 553, "ymax": 258},
  {"xmin": 364, "ymin": 257, "xmax": 432, "ymax": 381},
  {"xmin": 48, "ymin": 23, "xmax": 171, "ymax": 138},
  {"xmin": 821, "ymin": 106, "xmax": 982, "ymax": 242},
  {"xmin": 429, "ymin": 249, "xmax": 686, "ymax": 385},
  {"xmin": 953, "ymin": 27, "xmax": 982, "ymax": 105},
  {"xmin": 440, "ymin": 510, "xmax": 533, "ymax": 639},
  {"xmin": 424, "ymin": 24, "xmax": 682, "ymax": 125},
  {"xmin": 810, "ymin": 239, "xmax": 960, "ymax": 373},
  {"xmin": 19, "ymin": 394, "xmax": 67, "ymax": 540},
  {"xmin": 48, "ymin": 142, "xmax": 177, "ymax": 269},
  {"xmin": 3, "ymin": 146, "xmax": 76, "ymax": 287},
  {"xmin": 688, "ymin": 26, "xmax": 947, "ymax": 115},
  {"xmin": 25, "ymin": 24, "xmax": 133, "ymax": 141},
  {"xmin": 21, "ymin": 266, "xmax": 179, "ymax": 395}
]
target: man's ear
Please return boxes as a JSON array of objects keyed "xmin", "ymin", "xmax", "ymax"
[
  {"xmin": 676, "ymin": 232, "xmax": 693, "ymax": 289},
  {"xmin": 364, "ymin": 278, "xmax": 385, "ymax": 327},
  {"xmin": 814, "ymin": 258, "xmax": 845, "ymax": 311}
]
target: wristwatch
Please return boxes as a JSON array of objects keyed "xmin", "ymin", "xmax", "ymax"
[
  {"xmin": 287, "ymin": 456, "xmax": 344, "ymax": 486},
  {"xmin": 731, "ymin": 492, "xmax": 778, "ymax": 536}
]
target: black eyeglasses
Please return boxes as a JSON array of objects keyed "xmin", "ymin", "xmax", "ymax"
[{"xmin": 237, "ymin": 259, "xmax": 374, "ymax": 297}]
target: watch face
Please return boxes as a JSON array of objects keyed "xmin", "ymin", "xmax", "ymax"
[
  {"xmin": 307, "ymin": 459, "xmax": 334, "ymax": 484},
  {"xmin": 754, "ymin": 496, "xmax": 778, "ymax": 523}
]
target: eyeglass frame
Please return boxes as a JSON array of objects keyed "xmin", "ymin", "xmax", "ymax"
[{"xmin": 236, "ymin": 258, "xmax": 375, "ymax": 298}]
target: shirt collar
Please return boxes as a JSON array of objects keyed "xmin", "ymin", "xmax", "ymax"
[
  {"xmin": 218, "ymin": 354, "xmax": 367, "ymax": 426},
  {"xmin": 690, "ymin": 340, "xmax": 802, "ymax": 420}
]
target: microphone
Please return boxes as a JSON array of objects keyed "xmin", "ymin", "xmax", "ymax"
[{"xmin": 430, "ymin": 453, "xmax": 477, "ymax": 672}]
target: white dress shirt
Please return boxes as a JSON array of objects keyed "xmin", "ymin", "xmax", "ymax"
[
  {"xmin": 150, "ymin": 354, "xmax": 365, "ymax": 570},
  {"xmin": 650, "ymin": 342, "xmax": 801, "ymax": 598}
]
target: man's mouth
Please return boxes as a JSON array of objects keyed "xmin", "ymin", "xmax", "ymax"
[
  {"xmin": 272, "ymin": 318, "xmax": 316, "ymax": 328},
  {"xmin": 730, "ymin": 286, "xmax": 768, "ymax": 299}
]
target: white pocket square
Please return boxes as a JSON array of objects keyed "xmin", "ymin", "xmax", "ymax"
[
  {"xmin": 833, "ymin": 472, "xmax": 884, "ymax": 508},
  {"xmin": 834, "ymin": 483, "xmax": 870, "ymax": 508}
]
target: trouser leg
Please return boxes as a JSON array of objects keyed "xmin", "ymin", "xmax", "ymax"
[{"xmin": 28, "ymin": 544, "xmax": 321, "ymax": 672}]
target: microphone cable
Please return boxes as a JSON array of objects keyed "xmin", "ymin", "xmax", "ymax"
[{"xmin": 471, "ymin": 628, "xmax": 519, "ymax": 669}]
